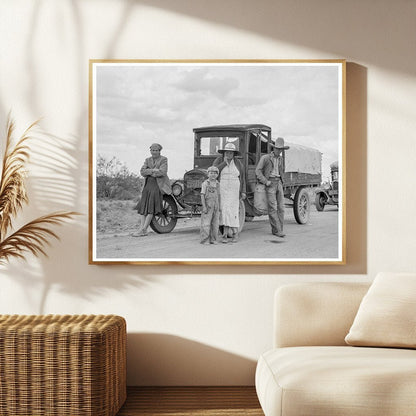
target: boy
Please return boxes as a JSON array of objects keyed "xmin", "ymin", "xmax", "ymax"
[{"xmin": 200, "ymin": 166, "xmax": 221, "ymax": 244}]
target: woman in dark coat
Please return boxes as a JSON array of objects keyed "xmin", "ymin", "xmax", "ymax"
[{"xmin": 133, "ymin": 143, "xmax": 172, "ymax": 237}]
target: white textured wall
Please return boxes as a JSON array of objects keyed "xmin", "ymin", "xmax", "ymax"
[{"xmin": 0, "ymin": 0, "xmax": 415, "ymax": 385}]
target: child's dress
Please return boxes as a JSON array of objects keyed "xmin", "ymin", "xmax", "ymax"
[{"xmin": 200, "ymin": 179, "xmax": 220, "ymax": 243}]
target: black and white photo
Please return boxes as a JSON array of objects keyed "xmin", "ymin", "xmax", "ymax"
[{"xmin": 89, "ymin": 60, "xmax": 345, "ymax": 264}]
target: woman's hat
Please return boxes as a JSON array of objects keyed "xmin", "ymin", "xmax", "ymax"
[
  {"xmin": 218, "ymin": 142, "xmax": 240, "ymax": 155},
  {"xmin": 271, "ymin": 137, "xmax": 290, "ymax": 150},
  {"xmin": 150, "ymin": 143, "xmax": 163, "ymax": 151}
]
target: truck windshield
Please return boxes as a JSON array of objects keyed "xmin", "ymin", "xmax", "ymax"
[{"xmin": 199, "ymin": 136, "xmax": 240, "ymax": 156}]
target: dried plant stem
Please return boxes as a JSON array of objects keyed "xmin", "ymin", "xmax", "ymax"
[{"xmin": 0, "ymin": 115, "xmax": 79, "ymax": 264}]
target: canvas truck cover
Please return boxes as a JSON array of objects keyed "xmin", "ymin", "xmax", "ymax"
[{"xmin": 285, "ymin": 142, "xmax": 322, "ymax": 175}]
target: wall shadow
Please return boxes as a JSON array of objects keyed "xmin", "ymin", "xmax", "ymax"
[
  {"xmin": 2, "ymin": 259, "xmax": 151, "ymax": 313},
  {"xmin": 127, "ymin": 333, "xmax": 257, "ymax": 386},
  {"xmin": 344, "ymin": 63, "xmax": 368, "ymax": 274},
  {"xmin": 1, "ymin": 3, "xmax": 369, "ymax": 285},
  {"xmin": 0, "ymin": 1, "xmax": 152, "ymax": 313},
  {"xmin": 135, "ymin": 0, "xmax": 415, "ymax": 76},
  {"xmin": 0, "ymin": 124, "xmax": 152, "ymax": 313}
]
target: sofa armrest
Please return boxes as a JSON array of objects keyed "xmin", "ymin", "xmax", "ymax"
[{"xmin": 274, "ymin": 282, "xmax": 370, "ymax": 348}]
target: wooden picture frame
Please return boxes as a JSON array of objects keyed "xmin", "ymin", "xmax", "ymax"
[{"xmin": 89, "ymin": 59, "xmax": 346, "ymax": 265}]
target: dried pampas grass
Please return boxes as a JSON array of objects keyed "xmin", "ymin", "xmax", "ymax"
[{"xmin": 0, "ymin": 115, "xmax": 78, "ymax": 264}]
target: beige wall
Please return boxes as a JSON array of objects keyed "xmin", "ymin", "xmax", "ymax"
[{"xmin": 0, "ymin": 0, "xmax": 415, "ymax": 385}]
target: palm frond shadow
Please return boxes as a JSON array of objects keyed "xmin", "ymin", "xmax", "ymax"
[
  {"xmin": 4, "ymin": 257, "xmax": 154, "ymax": 314},
  {"xmin": 0, "ymin": 1, "xmax": 153, "ymax": 314},
  {"xmin": 26, "ymin": 132, "xmax": 80, "ymax": 210},
  {"xmin": 0, "ymin": 119, "xmax": 150, "ymax": 313}
]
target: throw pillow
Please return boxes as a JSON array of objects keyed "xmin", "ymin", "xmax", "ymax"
[{"xmin": 345, "ymin": 272, "xmax": 416, "ymax": 348}]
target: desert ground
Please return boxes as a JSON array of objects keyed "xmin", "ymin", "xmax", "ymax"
[{"xmin": 94, "ymin": 199, "xmax": 340, "ymax": 262}]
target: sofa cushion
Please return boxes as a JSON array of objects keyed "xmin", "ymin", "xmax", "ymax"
[
  {"xmin": 274, "ymin": 282, "xmax": 370, "ymax": 348},
  {"xmin": 345, "ymin": 272, "xmax": 416, "ymax": 348},
  {"xmin": 255, "ymin": 346, "xmax": 416, "ymax": 416}
]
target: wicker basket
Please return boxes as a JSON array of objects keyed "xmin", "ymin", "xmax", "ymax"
[{"xmin": 0, "ymin": 314, "xmax": 126, "ymax": 416}]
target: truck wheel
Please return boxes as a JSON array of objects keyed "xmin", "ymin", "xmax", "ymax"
[
  {"xmin": 315, "ymin": 193, "xmax": 326, "ymax": 211},
  {"xmin": 239, "ymin": 200, "xmax": 246, "ymax": 232},
  {"xmin": 150, "ymin": 195, "xmax": 178, "ymax": 234},
  {"xmin": 293, "ymin": 187, "xmax": 310, "ymax": 224}
]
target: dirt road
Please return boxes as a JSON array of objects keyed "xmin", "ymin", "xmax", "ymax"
[{"xmin": 96, "ymin": 206, "xmax": 340, "ymax": 262}]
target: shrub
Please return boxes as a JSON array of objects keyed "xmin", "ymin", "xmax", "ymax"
[{"xmin": 96, "ymin": 155, "xmax": 143, "ymax": 200}]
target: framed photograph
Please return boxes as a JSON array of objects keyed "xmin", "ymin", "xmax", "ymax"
[{"xmin": 89, "ymin": 59, "xmax": 345, "ymax": 265}]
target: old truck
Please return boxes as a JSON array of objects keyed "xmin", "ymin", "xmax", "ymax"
[
  {"xmin": 150, "ymin": 124, "xmax": 322, "ymax": 234},
  {"xmin": 315, "ymin": 161, "xmax": 339, "ymax": 211}
]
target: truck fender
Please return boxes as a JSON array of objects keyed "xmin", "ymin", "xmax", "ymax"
[{"xmin": 315, "ymin": 189, "xmax": 330, "ymax": 199}]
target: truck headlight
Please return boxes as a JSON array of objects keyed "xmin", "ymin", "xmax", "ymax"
[{"xmin": 172, "ymin": 183, "xmax": 183, "ymax": 197}]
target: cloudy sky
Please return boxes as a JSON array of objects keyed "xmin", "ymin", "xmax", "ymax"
[{"xmin": 94, "ymin": 62, "xmax": 342, "ymax": 181}]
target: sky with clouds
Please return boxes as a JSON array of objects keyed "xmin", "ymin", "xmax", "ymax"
[{"xmin": 94, "ymin": 62, "xmax": 342, "ymax": 181}]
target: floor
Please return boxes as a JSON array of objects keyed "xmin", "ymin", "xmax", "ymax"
[{"xmin": 117, "ymin": 386, "xmax": 264, "ymax": 416}]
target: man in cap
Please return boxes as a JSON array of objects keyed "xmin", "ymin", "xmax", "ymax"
[{"xmin": 255, "ymin": 137, "xmax": 289, "ymax": 238}]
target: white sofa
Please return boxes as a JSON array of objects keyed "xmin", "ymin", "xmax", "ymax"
[{"xmin": 255, "ymin": 281, "xmax": 416, "ymax": 416}]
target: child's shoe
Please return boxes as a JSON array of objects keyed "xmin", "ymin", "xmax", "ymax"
[{"xmin": 132, "ymin": 229, "xmax": 147, "ymax": 237}]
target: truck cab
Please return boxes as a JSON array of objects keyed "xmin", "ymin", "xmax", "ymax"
[{"xmin": 181, "ymin": 124, "xmax": 272, "ymax": 218}]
